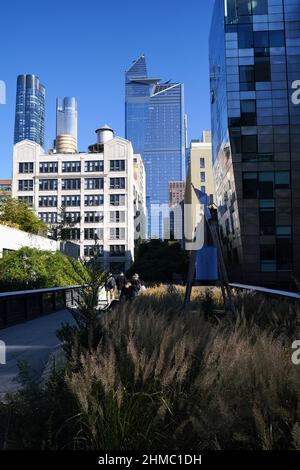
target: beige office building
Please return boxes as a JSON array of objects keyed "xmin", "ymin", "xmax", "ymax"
[
  {"xmin": 184, "ymin": 131, "xmax": 215, "ymax": 244},
  {"xmin": 12, "ymin": 125, "xmax": 147, "ymax": 272}
]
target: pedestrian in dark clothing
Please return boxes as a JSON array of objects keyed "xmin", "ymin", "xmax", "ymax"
[
  {"xmin": 105, "ymin": 272, "xmax": 116, "ymax": 303},
  {"xmin": 116, "ymin": 272, "xmax": 127, "ymax": 299},
  {"xmin": 123, "ymin": 282, "xmax": 134, "ymax": 301},
  {"xmin": 131, "ymin": 273, "xmax": 141, "ymax": 298}
]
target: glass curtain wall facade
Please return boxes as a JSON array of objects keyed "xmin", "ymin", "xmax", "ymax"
[
  {"xmin": 14, "ymin": 75, "xmax": 45, "ymax": 147},
  {"xmin": 209, "ymin": 0, "xmax": 300, "ymax": 288},
  {"xmin": 125, "ymin": 55, "xmax": 186, "ymax": 238},
  {"xmin": 56, "ymin": 97, "xmax": 78, "ymax": 140}
]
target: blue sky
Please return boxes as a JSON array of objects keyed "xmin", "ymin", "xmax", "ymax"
[{"xmin": 0, "ymin": 0, "xmax": 214, "ymax": 178}]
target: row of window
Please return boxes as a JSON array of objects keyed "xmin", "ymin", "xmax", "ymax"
[
  {"xmin": 19, "ymin": 160, "xmax": 126, "ymax": 174},
  {"xmin": 38, "ymin": 210, "xmax": 126, "ymax": 224},
  {"xmin": 37, "ymin": 194, "xmax": 126, "ymax": 207},
  {"xmin": 84, "ymin": 245, "xmax": 126, "ymax": 257},
  {"xmin": 55, "ymin": 228, "xmax": 126, "ymax": 241},
  {"xmin": 18, "ymin": 177, "xmax": 126, "ymax": 191},
  {"xmin": 243, "ymin": 171, "xmax": 290, "ymax": 199}
]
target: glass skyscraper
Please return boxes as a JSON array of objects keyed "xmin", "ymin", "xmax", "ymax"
[
  {"xmin": 125, "ymin": 54, "xmax": 186, "ymax": 237},
  {"xmin": 56, "ymin": 97, "xmax": 78, "ymax": 140},
  {"xmin": 209, "ymin": 0, "xmax": 300, "ymax": 288},
  {"xmin": 14, "ymin": 74, "xmax": 45, "ymax": 147}
]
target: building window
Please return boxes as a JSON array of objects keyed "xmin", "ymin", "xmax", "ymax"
[
  {"xmin": 260, "ymin": 244, "xmax": 276, "ymax": 272},
  {"xmin": 259, "ymin": 200, "xmax": 275, "ymax": 235},
  {"xmin": 18, "ymin": 196, "xmax": 33, "ymax": 206},
  {"xmin": 255, "ymin": 56, "xmax": 271, "ymax": 82},
  {"xmin": 109, "ymin": 227, "xmax": 126, "ymax": 240},
  {"xmin": 39, "ymin": 196, "xmax": 57, "ymax": 207},
  {"xmin": 38, "ymin": 212, "xmax": 58, "ymax": 223},
  {"xmin": 110, "ymin": 177, "xmax": 126, "ymax": 189},
  {"xmin": 39, "ymin": 162, "xmax": 58, "ymax": 173},
  {"xmin": 84, "ymin": 211, "xmax": 104, "ymax": 223},
  {"xmin": 84, "ymin": 160, "xmax": 103, "ymax": 172},
  {"xmin": 275, "ymin": 172, "xmax": 290, "ymax": 190},
  {"xmin": 61, "ymin": 195, "xmax": 80, "ymax": 207},
  {"xmin": 110, "ymin": 160, "xmax": 125, "ymax": 171},
  {"xmin": 84, "ymin": 195, "xmax": 104, "ymax": 206},
  {"xmin": 84, "ymin": 228, "xmax": 103, "ymax": 240},
  {"xmin": 239, "ymin": 65, "xmax": 255, "ymax": 91},
  {"xmin": 242, "ymin": 135, "xmax": 257, "ymax": 154},
  {"xmin": 276, "ymin": 227, "xmax": 292, "ymax": 271},
  {"xmin": 241, "ymin": 100, "xmax": 256, "ymax": 126},
  {"xmin": 84, "ymin": 178, "xmax": 103, "ymax": 190},
  {"xmin": 110, "ymin": 194, "xmax": 126, "ymax": 206},
  {"xmin": 243, "ymin": 172, "xmax": 258, "ymax": 199},
  {"xmin": 200, "ymin": 158, "xmax": 205, "ymax": 169},
  {"xmin": 201, "ymin": 186, "xmax": 206, "ymax": 193},
  {"xmin": 39, "ymin": 179, "xmax": 58, "ymax": 191},
  {"xmin": 84, "ymin": 245, "xmax": 104, "ymax": 257},
  {"xmin": 19, "ymin": 162, "xmax": 34, "ymax": 174},
  {"xmin": 238, "ymin": 24, "xmax": 253, "ymax": 49},
  {"xmin": 18, "ymin": 180, "xmax": 33, "ymax": 191},
  {"xmin": 110, "ymin": 211, "xmax": 126, "ymax": 223},
  {"xmin": 62, "ymin": 179, "xmax": 81, "ymax": 190},
  {"xmin": 109, "ymin": 245, "xmax": 126, "ymax": 257},
  {"xmin": 64, "ymin": 212, "xmax": 81, "ymax": 223},
  {"xmin": 200, "ymin": 172, "xmax": 206, "ymax": 183},
  {"xmin": 62, "ymin": 161, "xmax": 81, "ymax": 173},
  {"xmin": 63, "ymin": 228, "xmax": 80, "ymax": 240},
  {"xmin": 259, "ymin": 172, "xmax": 274, "ymax": 199}
]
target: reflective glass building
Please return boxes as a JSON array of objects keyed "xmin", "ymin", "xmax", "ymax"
[
  {"xmin": 209, "ymin": 0, "xmax": 300, "ymax": 288},
  {"xmin": 56, "ymin": 97, "xmax": 78, "ymax": 140},
  {"xmin": 14, "ymin": 74, "xmax": 45, "ymax": 147},
  {"xmin": 125, "ymin": 55, "xmax": 186, "ymax": 237}
]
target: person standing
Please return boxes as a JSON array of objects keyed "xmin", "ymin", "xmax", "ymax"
[
  {"xmin": 105, "ymin": 272, "xmax": 116, "ymax": 304},
  {"xmin": 116, "ymin": 271, "xmax": 127, "ymax": 300},
  {"xmin": 131, "ymin": 273, "xmax": 141, "ymax": 298}
]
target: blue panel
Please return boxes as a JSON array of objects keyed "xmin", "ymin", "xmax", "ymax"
[{"xmin": 196, "ymin": 246, "xmax": 218, "ymax": 281}]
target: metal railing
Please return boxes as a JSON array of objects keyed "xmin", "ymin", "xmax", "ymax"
[
  {"xmin": 0, "ymin": 285, "xmax": 83, "ymax": 329},
  {"xmin": 229, "ymin": 283, "xmax": 300, "ymax": 300}
]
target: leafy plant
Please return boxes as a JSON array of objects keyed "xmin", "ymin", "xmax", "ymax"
[
  {"xmin": 0, "ymin": 196, "xmax": 47, "ymax": 235},
  {"xmin": 0, "ymin": 247, "xmax": 89, "ymax": 292}
]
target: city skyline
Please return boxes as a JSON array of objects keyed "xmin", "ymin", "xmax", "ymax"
[{"xmin": 0, "ymin": 0, "xmax": 213, "ymax": 178}]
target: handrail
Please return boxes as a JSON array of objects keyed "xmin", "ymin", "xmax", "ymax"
[
  {"xmin": 229, "ymin": 283, "xmax": 300, "ymax": 300},
  {"xmin": 0, "ymin": 285, "xmax": 85, "ymax": 298}
]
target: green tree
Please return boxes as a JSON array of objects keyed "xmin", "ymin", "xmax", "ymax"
[
  {"xmin": 0, "ymin": 247, "xmax": 90, "ymax": 292},
  {"xmin": 0, "ymin": 196, "xmax": 47, "ymax": 235},
  {"xmin": 129, "ymin": 239, "xmax": 188, "ymax": 282}
]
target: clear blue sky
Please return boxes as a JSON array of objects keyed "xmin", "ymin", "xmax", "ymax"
[{"xmin": 0, "ymin": 0, "xmax": 214, "ymax": 178}]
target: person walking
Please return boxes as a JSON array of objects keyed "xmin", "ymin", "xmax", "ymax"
[
  {"xmin": 105, "ymin": 272, "xmax": 116, "ymax": 304},
  {"xmin": 116, "ymin": 271, "xmax": 127, "ymax": 300},
  {"xmin": 131, "ymin": 273, "xmax": 141, "ymax": 298}
]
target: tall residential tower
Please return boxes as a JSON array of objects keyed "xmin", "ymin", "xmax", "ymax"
[
  {"xmin": 14, "ymin": 75, "xmax": 45, "ymax": 147},
  {"xmin": 209, "ymin": 0, "xmax": 300, "ymax": 288},
  {"xmin": 125, "ymin": 54, "xmax": 186, "ymax": 237},
  {"xmin": 56, "ymin": 97, "xmax": 78, "ymax": 153}
]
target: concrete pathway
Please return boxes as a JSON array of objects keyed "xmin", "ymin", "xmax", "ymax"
[{"xmin": 0, "ymin": 309, "xmax": 74, "ymax": 399}]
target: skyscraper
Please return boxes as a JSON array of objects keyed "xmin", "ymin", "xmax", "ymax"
[
  {"xmin": 56, "ymin": 97, "xmax": 78, "ymax": 153},
  {"xmin": 125, "ymin": 54, "xmax": 186, "ymax": 237},
  {"xmin": 209, "ymin": 0, "xmax": 300, "ymax": 288},
  {"xmin": 14, "ymin": 75, "xmax": 45, "ymax": 147}
]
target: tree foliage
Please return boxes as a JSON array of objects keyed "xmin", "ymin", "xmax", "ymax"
[
  {"xmin": 0, "ymin": 196, "xmax": 47, "ymax": 235},
  {"xmin": 0, "ymin": 247, "xmax": 90, "ymax": 292},
  {"xmin": 129, "ymin": 239, "xmax": 188, "ymax": 282}
]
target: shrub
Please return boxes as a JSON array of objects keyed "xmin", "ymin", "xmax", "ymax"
[
  {"xmin": 0, "ymin": 196, "xmax": 47, "ymax": 235},
  {"xmin": 0, "ymin": 247, "xmax": 89, "ymax": 292}
]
